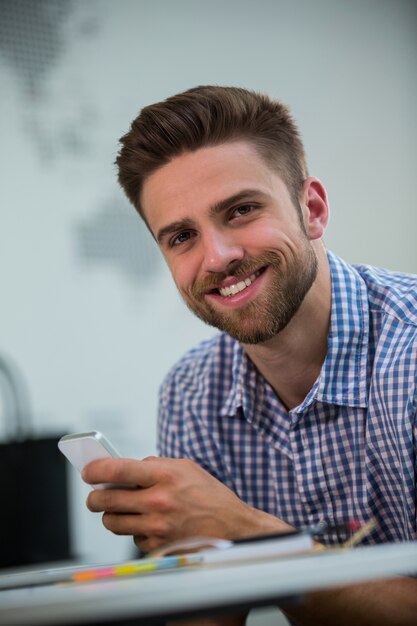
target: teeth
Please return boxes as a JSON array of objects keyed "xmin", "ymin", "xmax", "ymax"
[{"xmin": 219, "ymin": 271, "xmax": 260, "ymax": 297}]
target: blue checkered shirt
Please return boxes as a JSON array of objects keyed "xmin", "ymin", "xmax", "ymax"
[{"xmin": 158, "ymin": 252, "xmax": 417, "ymax": 545}]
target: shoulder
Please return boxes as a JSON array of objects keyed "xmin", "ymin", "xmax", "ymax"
[
  {"xmin": 159, "ymin": 332, "xmax": 238, "ymax": 399},
  {"xmin": 353, "ymin": 262, "xmax": 417, "ymax": 327}
]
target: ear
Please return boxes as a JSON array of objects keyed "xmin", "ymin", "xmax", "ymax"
[{"xmin": 300, "ymin": 177, "xmax": 330, "ymax": 241}]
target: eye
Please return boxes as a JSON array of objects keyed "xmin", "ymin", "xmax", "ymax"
[
  {"xmin": 170, "ymin": 230, "xmax": 194, "ymax": 247},
  {"xmin": 230, "ymin": 204, "xmax": 256, "ymax": 219}
]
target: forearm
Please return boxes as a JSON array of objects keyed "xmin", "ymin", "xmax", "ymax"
[{"xmin": 283, "ymin": 577, "xmax": 417, "ymax": 626}]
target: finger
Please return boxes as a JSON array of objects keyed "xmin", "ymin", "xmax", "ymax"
[
  {"xmin": 86, "ymin": 487, "xmax": 145, "ymax": 514},
  {"xmin": 102, "ymin": 513, "xmax": 147, "ymax": 537},
  {"xmin": 102, "ymin": 511, "xmax": 174, "ymax": 547},
  {"xmin": 133, "ymin": 521, "xmax": 174, "ymax": 554},
  {"xmin": 134, "ymin": 535, "xmax": 165, "ymax": 554},
  {"xmin": 82, "ymin": 457, "xmax": 162, "ymax": 488},
  {"xmin": 101, "ymin": 513, "xmax": 167, "ymax": 542}
]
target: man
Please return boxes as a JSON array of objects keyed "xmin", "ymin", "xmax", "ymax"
[{"xmin": 83, "ymin": 87, "xmax": 417, "ymax": 625}]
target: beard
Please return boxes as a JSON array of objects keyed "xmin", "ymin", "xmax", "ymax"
[{"xmin": 181, "ymin": 238, "xmax": 318, "ymax": 345}]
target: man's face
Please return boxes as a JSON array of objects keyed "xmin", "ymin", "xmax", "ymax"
[{"xmin": 141, "ymin": 141, "xmax": 318, "ymax": 344}]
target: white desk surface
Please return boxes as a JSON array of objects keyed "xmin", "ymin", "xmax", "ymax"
[{"xmin": 0, "ymin": 542, "xmax": 416, "ymax": 625}]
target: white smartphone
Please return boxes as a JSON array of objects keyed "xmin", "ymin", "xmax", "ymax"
[{"xmin": 58, "ymin": 430, "xmax": 126, "ymax": 490}]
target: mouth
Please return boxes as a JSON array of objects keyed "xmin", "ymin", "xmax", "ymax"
[{"xmin": 208, "ymin": 267, "xmax": 266, "ymax": 298}]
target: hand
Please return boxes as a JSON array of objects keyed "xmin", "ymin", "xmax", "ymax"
[{"xmin": 84, "ymin": 456, "xmax": 291, "ymax": 553}]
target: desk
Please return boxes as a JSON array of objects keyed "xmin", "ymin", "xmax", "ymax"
[{"xmin": 1, "ymin": 542, "xmax": 416, "ymax": 625}]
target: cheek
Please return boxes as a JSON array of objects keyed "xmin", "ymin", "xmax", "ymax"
[
  {"xmin": 255, "ymin": 224, "xmax": 301, "ymax": 249},
  {"xmin": 167, "ymin": 259, "xmax": 196, "ymax": 294}
]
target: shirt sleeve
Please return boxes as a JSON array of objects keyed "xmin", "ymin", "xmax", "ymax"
[{"xmin": 411, "ymin": 399, "xmax": 417, "ymax": 563}]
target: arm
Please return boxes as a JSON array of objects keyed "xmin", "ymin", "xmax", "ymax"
[
  {"xmin": 285, "ymin": 403, "xmax": 417, "ymax": 625},
  {"xmin": 169, "ymin": 579, "xmax": 417, "ymax": 626},
  {"xmin": 283, "ymin": 577, "xmax": 417, "ymax": 626},
  {"xmin": 84, "ymin": 457, "xmax": 417, "ymax": 625}
]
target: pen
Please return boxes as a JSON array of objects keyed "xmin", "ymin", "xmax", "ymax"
[
  {"xmin": 71, "ymin": 553, "xmax": 202, "ymax": 583},
  {"xmin": 233, "ymin": 519, "xmax": 364, "ymax": 544},
  {"xmin": 301, "ymin": 519, "xmax": 362, "ymax": 536}
]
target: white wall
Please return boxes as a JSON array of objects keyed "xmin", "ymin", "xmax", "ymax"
[{"xmin": 0, "ymin": 0, "xmax": 416, "ymax": 565}]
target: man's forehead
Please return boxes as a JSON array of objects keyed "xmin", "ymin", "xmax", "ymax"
[{"xmin": 140, "ymin": 140, "xmax": 284, "ymax": 226}]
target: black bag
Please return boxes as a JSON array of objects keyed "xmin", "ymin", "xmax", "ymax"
[{"xmin": 0, "ymin": 355, "xmax": 72, "ymax": 568}]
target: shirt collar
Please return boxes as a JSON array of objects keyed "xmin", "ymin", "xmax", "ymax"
[
  {"xmin": 220, "ymin": 340, "xmax": 265, "ymax": 419},
  {"xmin": 313, "ymin": 250, "xmax": 369, "ymax": 410},
  {"xmin": 220, "ymin": 250, "xmax": 370, "ymax": 417}
]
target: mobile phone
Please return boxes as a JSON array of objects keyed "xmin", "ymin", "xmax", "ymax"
[{"xmin": 58, "ymin": 431, "xmax": 126, "ymax": 490}]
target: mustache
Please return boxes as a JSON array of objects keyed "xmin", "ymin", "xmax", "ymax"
[{"xmin": 192, "ymin": 251, "xmax": 282, "ymax": 298}]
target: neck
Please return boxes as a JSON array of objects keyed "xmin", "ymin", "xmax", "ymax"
[{"xmin": 243, "ymin": 245, "xmax": 331, "ymax": 411}]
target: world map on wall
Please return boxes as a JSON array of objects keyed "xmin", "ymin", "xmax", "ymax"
[{"xmin": 0, "ymin": 0, "xmax": 161, "ymax": 281}]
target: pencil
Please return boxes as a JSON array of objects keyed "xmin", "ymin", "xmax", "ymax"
[{"xmin": 71, "ymin": 553, "xmax": 202, "ymax": 582}]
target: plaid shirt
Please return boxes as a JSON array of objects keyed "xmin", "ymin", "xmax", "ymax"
[{"xmin": 158, "ymin": 252, "xmax": 417, "ymax": 545}]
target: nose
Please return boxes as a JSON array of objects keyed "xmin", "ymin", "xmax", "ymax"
[{"xmin": 201, "ymin": 229, "xmax": 245, "ymax": 274}]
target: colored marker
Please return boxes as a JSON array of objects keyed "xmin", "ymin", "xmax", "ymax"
[{"xmin": 71, "ymin": 554, "xmax": 202, "ymax": 583}]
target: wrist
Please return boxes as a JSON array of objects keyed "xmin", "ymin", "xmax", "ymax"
[{"xmin": 232, "ymin": 503, "xmax": 293, "ymax": 539}]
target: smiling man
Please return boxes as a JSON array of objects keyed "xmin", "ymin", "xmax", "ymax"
[{"xmin": 84, "ymin": 87, "xmax": 417, "ymax": 625}]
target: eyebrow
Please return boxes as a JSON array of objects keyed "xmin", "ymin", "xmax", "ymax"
[
  {"xmin": 156, "ymin": 218, "xmax": 195, "ymax": 245},
  {"xmin": 208, "ymin": 189, "xmax": 266, "ymax": 218},
  {"xmin": 156, "ymin": 188, "xmax": 267, "ymax": 245}
]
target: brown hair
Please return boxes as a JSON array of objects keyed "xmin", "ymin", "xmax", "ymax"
[{"xmin": 116, "ymin": 85, "xmax": 308, "ymax": 218}]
